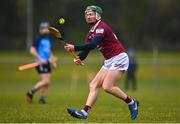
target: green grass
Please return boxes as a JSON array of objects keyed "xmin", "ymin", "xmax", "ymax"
[{"xmin": 0, "ymin": 51, "xmax": 180, "ymax": 123}]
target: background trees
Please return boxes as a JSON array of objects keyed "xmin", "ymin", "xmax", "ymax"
[{"xmin": 0, "ymin": 0, "xmax": 179, "ymax": 51}]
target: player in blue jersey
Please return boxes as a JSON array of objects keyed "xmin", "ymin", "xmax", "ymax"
[
  {"xmin": 125, "ymin": 48, "xmax": 138, "ymax": 91},
  {"xmin": 26, "ymin": 22, "xmax": 56, "ymax": 104}
]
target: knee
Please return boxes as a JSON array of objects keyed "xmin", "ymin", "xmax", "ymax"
[
  {"xmin": 43, "ymin": 82, "xmax": 50, "ymax": 87},
  {"xmin": 89, "ymin": 83, "xmax": 96, "ymax": 91},
  {"xmin": 45, "ymin": 82, "xmax": 50, "ymax": 87},
  {"xmin": 102, "ymin": 84, "xmax": 112, "ymax": 93},
  {"xmin": 42, "ymin": 79, "xmax": 50, "ymax": 86}
]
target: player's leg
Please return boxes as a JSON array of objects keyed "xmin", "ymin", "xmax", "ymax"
[
  {"xmin": 38, "ymin": 73, "xmax": 51, "ymax": 104},
  {"xmin": 102, "ymin": 70, "xmax": 127, "ymax": 99},
  {"xmin": 26, "ymin": 77, "xmax": 49, "ymax": 104},
  {"xmin": 124, "ymin": 75, "xmax": 130, "ymax": 90},
  {"xmin": 26, "ymin": 63, "xmax": 51, "ymax": 104},
  {"xmin": 67, "ymin": 67, "xmax": 107, "ymax": 119},
  {"xmin": 131, "ymin": 74, "xmax": 137, "ymax": 91},
  {"xmin": 27, "ymin": 74, "xmax": 49, "ymax": 96},
  {"xmin": 102, "ymin": 70, "xmax": 139, "ymax": 120},
  {"xmin": 102, "ymin": 52, "xmax": 130, "ymax": 100},
  {"xmin": 85, "ymin": 67, "xmax": 107, "ymax": 107},
  {"xmin": 26, "ymin": 72, "xmax": 41, "ymax": 104}
]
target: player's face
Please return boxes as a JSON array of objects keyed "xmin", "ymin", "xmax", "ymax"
[
  {"xmin": 40, "ymin": 28, "xmax": 50, "ymax": 35},
  {"xmin": 85, "ymin": 10, "xmax": 97, "ymax": 25}
]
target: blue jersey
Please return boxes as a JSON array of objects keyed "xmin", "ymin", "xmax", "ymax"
[{"xmin": 32, "ymin": 35, "xmax": 51, "ymax": 62}]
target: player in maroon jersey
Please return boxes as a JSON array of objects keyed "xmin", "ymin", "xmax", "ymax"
[{"xmin": 64, "ymin": 5, "xmax": 139, "ymax": 120}]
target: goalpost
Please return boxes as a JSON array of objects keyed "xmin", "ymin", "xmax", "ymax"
[{"xmin": 26, "ymin": 0, "xmax": 33, "ymax": 50}]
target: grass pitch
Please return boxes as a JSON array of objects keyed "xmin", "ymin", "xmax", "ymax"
[{"xmin": 0, "ymin": 51, "xmax": 180, "ymax": 123}]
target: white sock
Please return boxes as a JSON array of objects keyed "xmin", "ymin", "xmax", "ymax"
[
  {"xmin": 81, "ymin": 109, "xmax": 88, "ymax": 116},
  {"xmin": 128, "ymin": 99, "xmax": 134, "ymax": 105}
]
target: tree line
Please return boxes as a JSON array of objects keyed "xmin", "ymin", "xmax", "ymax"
[{"xmin": 0, "ymin": 0, "xmax": 179, "ymax": 51}]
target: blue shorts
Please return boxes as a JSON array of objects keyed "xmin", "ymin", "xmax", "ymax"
[{"xmin": 36, "ymin": 62, "xmax": 51, "ymax": 74}]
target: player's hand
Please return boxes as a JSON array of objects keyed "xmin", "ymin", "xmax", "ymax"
[
  {"xmin": 51, "ymin": 62, "xmax": 57, "ymax": 69},
  {"xmin": 49, "ymin": 55, "xmax": 58, "ymax": 69},
  {"xmin": 73, "ymin": 57, "xmax": 83, "ymax": 65},
  {"xmin": 64, "ymin": 43, "xmax": 75, "ymax": 52},
  {"xmin": 39, "ymin": 58, "xmax": 47, "ymax": 65}
]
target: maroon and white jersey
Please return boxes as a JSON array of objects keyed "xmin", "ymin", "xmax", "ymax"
[{"xmin": 85, "ymin": 20, "xmax": 125, "ymax": 59}]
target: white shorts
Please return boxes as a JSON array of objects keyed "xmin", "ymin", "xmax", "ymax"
[{"xmin": 102, "ymin": 52, "xmax": 129, "ymax": 71}]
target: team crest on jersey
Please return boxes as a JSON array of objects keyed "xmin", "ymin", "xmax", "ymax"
[{"xmin": 96, "ymin": 28, "xmax": 104, "ymax": 34}]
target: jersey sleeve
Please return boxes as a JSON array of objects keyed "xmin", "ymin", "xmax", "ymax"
[
  {"xmin": 74, "ymin": 36, "xmax": 103, "ymax": 51},
  {"xmin": 78, "ymin": 50, "xmax": 90, "ymax": 60}
]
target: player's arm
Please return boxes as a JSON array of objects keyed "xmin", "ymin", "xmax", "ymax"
[
  {"xmin": 78, "ymin": 50, "xmax": 90, "ymax": 61},
  {"xmin": 49, "ymin": 51, "xmax": 57, "ymax": 68},
  {"xmin": 30, "ymin": 47, "xmax": 46, "ymax": 64},
  {"xmin": 30, "ymin": 47, "xmax": 40, "ymax": 60},
  {"xmin": 74, "ymin": 36, "xmax": 103, "ymax": 51},
  {"xmin": 64, "ymin": 36, "xmax": 103, "ymax": 52},
  {"xmin": 30, "ymin": 38, "xmax": 47, "ymax": 64},
  {"xmin": 64, "ymin": 36, "xmax": 102, "ymax": 65},
  {"xmin": 73, "ymin": 36, "xmax": 102, "ymax": 62},
  {"xmin": 71, "ymin": 50, "xmax": 89, "ymax": 65}
]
